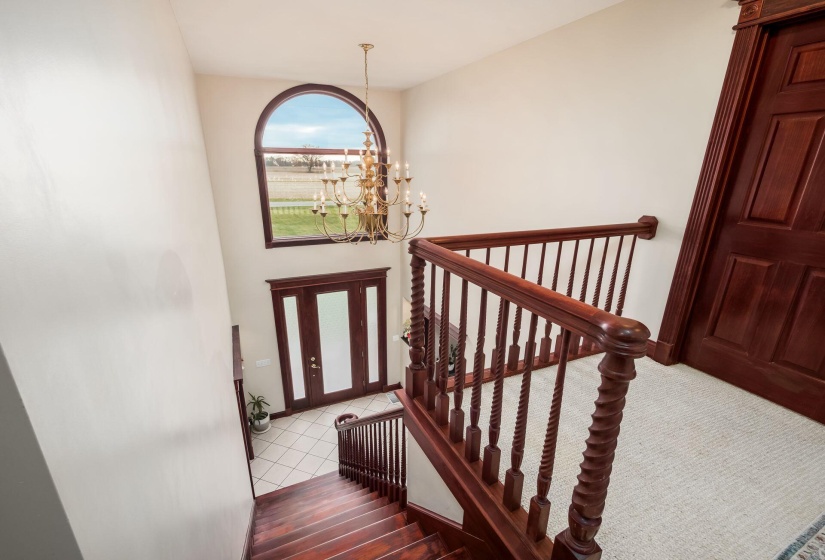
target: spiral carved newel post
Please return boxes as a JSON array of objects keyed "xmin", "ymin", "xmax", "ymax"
[
  {"xmin": 405, "ymin": 255, "xmax": 428, "ymax": 399},
  {"xmin": 551, "ymin": 333, "xmax": 647, "ymax": 560}
]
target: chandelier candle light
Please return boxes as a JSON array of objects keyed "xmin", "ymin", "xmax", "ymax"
[{"xmin": 312, "ymin": 44, "xmax": 429, "ymax": 244}]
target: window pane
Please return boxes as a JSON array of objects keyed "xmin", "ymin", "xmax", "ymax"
[
  {"xmin": 265, "ymin": 154, "xmax": 363, "ymax": 238},
  {"xmin": 283, "ymin": 296, "xmax": 305, "ymax": 400},
  {"xmin": 317, "ymin": 291, "xmax": 354, "ymax": 394},
  {"xmin": 366, "ymin": 286, "xmax": 379, "ymax": 383},
  {"xmin": 262, "ymin": 94, "xmax": 367, "ymax": 149}
]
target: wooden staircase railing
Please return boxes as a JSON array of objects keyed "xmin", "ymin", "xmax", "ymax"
[
  {"xmin": 335, "ymin": 408, "xmax": 407, "ymax": 508},
  {"xmin": 403, "ymin": 217, "xmax": 656, "ymax": 560}
]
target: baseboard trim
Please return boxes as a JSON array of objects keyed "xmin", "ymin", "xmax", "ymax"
[
  {"xmin": 240, "ymin": 501, "xmax": 254, "ymax": 560},
  {"xmin": 646, "ymin": 339, "xmax": 656, "ymax": 359},
  {"xmin": 382, "ymin": 382, "xmax": 402, "ymax": 393},
  {"xmin": 268, "ymin": 408, "xmax": 292, "ymax": 421}
]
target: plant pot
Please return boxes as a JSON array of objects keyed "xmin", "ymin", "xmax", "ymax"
[{"xmin": 252, "ymin": 416, "xmax": 271, "ymax": 434}]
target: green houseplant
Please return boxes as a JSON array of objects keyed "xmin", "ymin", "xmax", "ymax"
[{"xmin": 247, "ymin": 393, "xmax": 271, "ymax": 434}]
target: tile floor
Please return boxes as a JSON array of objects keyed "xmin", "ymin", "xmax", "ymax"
[{"xmin": 250, "ymin": 392, "xmax": 402, "ymax": 495}]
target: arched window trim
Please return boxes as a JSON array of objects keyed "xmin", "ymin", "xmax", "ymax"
[{"xmin": 254, "ymin": 84, "xmax": 388, "ymax": 248}]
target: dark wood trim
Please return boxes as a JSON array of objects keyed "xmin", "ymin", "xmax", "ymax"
[
  {"xmin": 410, "ymin": 239, "xmax": 650, "ymax": 358},
  {"xmin": 736, "ymin": 0, "xmax": 825, "ymax": 27},
  {"xmin": 406, "ymin": 503, "xmax": 496, "ymax": 560},
  {"xmin": 269, "ymin": 268, "xmax": 390, "ymax": 412},
  {"xmin": 423, "ymin": 218, "xmax": 657, "ymax": 251},
  {"xmin": 646, "ymin": 338, "xmax": 657, "ymax": 359},
  {"xmin": 424, "ymin": 304, "xmax": 461, "ymax": 343},
  {"xmin": 241, "ymin": 502, "xmax": 254, "ymax": 560},
  {"xmin": 655, "ymin": 0, "xmax": 825, "ymax": 366},
  {"xmin": 232, "ymin": 325, "xmax": 243, "ymax": 382},
  {"xmin": 268, "ymin": 408, "xmax": 293, "ymax": 421},
  {"xmin": 398, "ymin": 389, "xmax": 550, "ymax": 560},
  {"xmin": 445, "ymin": 348, "xmax": 603, "ymax": 392},
  {"xmin": 382, "ymin": 382, "xmax": 402, "ymax": 393},
  {"xmin": 254, "ymin": 83, "xmax": 388, "ymax": 249},
  {"xmin": 267, "ymin": 267, "xmax": 390, "ymax": 291}
]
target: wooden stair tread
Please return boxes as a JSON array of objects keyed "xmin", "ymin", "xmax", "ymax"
[
  {"xmin": 373, "ymin": 533, "xmax": 449, "ymax": 560},
  {"xmin": 254, "ymin": 491, "xmax": 381, "ymax": 543},
  {"xmin": 325, "ymin": 523, "xmax": 426, "ymax": 560},
  {"xmin": 255, "ymin": 487, "xmax": 372, "ymax": 531},
  {"xmin": 252, "ymin": 498, "xmax": 394, "ymax": 557},
  {"xmin": 256, "ymin": 479, "xmax": 359, "ymax": 514},
  {"xmin": 255, "ymin": 471, "xmax": 341, "ymax": 503},
  {"xmin": 278, "ymin": 513, "xmax": 411, "ymax": 560}
]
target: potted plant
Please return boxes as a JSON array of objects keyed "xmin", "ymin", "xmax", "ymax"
[
  {"xmin": 448, "ymin": 343, "xmax": 459, "ymax": 376},
  {"xmin": 247, "ymin": 393, "xmax": 271, "ymax": 433}
]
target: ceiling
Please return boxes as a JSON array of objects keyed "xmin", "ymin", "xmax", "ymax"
[{"xmin": 170, "ymin": 0, "xmax": 624, "ymax": 90}]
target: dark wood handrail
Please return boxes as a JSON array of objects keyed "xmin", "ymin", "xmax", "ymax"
[
  {"xmin": 334, "ymin": 407, "xmax": 407, "ymax": 508},
  {"xmin": 409, "ymin": 238, "xmax": 650, "ymax": 357},
  {"xmin": 334, "ymin": 407, "xmax": 403, "ymax": 431},
  {"xmin": 423, "ymin": 216, "xmax": 658, "ymax": 251},
  {"xmin": 404, "ymin": 217, "xmax": 657, "ymax": 559}
]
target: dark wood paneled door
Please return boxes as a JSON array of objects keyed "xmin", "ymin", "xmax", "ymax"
[
  {"xmin": 683, "ymin": 16, "xmax": 825, "ymax": 423},
  {"xmin": 269, "ymin": 269, "xmax": 388, "ymax": 411}
]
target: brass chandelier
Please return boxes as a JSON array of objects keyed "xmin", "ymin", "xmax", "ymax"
[{"xmin": 312, "ymin": 44, "xmax": 429, "ymax": 244}]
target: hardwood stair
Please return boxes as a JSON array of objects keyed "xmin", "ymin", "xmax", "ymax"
[{"xmin": 251, "ymin": 472, "xmax": 469, "ymax": 560}]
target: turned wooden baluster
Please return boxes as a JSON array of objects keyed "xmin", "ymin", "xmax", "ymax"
[
  {"xmin": 482, "ymin": 292, "xmax": 511, "ymax": 485},
  {"xmin": 503, "ymin": 312, "xmax": 540, "ymax": 511},
  {"xmin": 435, "ymin": 271, "xmax": 452, "ymax": 426},
  {"xmin": 406, "ymin": 255, "xmax": 427, "ymax": 398},
  {"xmin": 555, "ymin": 241, "xmax": 580, "ymax": 360},
  {"xmin": 539, "ymin": 242, "xmax": 563, "ymax": 363},
  {"xmin": 450, "ymin": 254, "xmax": 469, "ymax": 442},
  {"xmin": 604, "ymin": 236, "xmax": 625, "ymax": 314},
  {"xmin": 424, "ymin": 264, "xmax": 439, "ymax": 409},
  {"xmin": 465, "ymin": 248, "xmax": 491, "ymax": 462},
  {"xmin": 371, "ymin": 423, "xmax": 378, "ymax": 492},
  {"xmin": 578, "ymin": 239, "xmax": 595, "ymax": 303},
  {"xmin": 400, "ymin": 420, "xmax": 407, "ymax": 508},
  {"xmin": 489, "ymin": 247, "xmax": 511, "ymax": 370},
  {"xmin": 616, "ymin": 235, "xmax": 638, "ymax": 317},
  {"xmin": 381, "ymin": 422, "xmax": 388, "ymax": 497},
  {"xmin": 527, "ymin": 328, "xmax": 572, "ymax": 541},
  {"xmin": 507, "ymin": 245, "xmax": 530, "ymax": 371},
  {"xmin": 528, "ymin": 243, "xmax": 548, "ymax": 365},
  {"xmin": 393, "ymin": 417, "xmax": 401, "ymax": 502},
  {"xmin": 582, "ymin": 238, "xmax": 611, "ymax": 352},
  {"xmin": 551, "ymin": 351, "xmax": 639, "ymax": 560},
  {"xmin": 338, "ymin": 430, "xmax": 344, "ymax": 476}
]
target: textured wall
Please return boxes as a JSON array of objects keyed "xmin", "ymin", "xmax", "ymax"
[{"xmin": 0, "ymin": 1, "xmax": 251, "ymax": 558}]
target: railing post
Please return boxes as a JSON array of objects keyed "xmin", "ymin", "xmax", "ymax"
[
  {"xmin": 406, "ymin": 254, "xmax": 427, "ymax": 398},
  {"xmin": 507, "ymin": 246, "xmax": 530, "ymax": 371},
  {"xmin": 551, "ymin": 351, "xmax": 638, "ymax": 560}
]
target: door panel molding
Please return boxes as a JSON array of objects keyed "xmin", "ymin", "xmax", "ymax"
[{"xmin": 655, "ymin": 0, "xmax": 825, "ymax": 366}]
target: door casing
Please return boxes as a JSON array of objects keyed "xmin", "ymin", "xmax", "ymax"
[{"xmin": 268, "ymin": 268, "xmax": 389, "ymax": 412}]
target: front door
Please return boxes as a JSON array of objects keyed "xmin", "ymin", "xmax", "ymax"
[
  {"xmin": 682, "ymin": 16, "xmax": 825, "ymax": 423},
  {"xmin": 269, "ymin": 268, "xmax": 388, "ymax": 411}
]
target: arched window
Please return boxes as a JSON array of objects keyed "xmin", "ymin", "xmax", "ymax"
[{"xmin": 254, "ymin": 84, "xmax": 387, "ymax": 248}]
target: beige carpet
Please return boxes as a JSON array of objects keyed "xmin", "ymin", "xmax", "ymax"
[{"xmin": 459, "ymin": 355, "xmax": 825, "ymax": 559}]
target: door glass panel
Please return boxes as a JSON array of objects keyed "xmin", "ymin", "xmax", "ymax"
[
  {"xmin": 282, "ymin": 296, "xmax": 306, "ymax": 400},
  {"xmin": 317, "ymin": 291, "xmax": 353, "ymax": 393},
  {"xmin": 366, "ymin": 286, "xmax": 379, "ymax": 383}
]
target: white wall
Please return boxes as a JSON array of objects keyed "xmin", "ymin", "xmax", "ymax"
[
  {"xmin": 0, "ymin": 1, "xmax": 251, "ymax": 559},
  {"xmin": 406, "ymin": 434, "xmax": 465, "ymax": 524},
  {"xmin": 196, "ymin": 75, "xmax": 405, "ymax": 412},
  {"xmin": 401, "ymin": 0, "xmax": 740, "ymax": 339}
]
